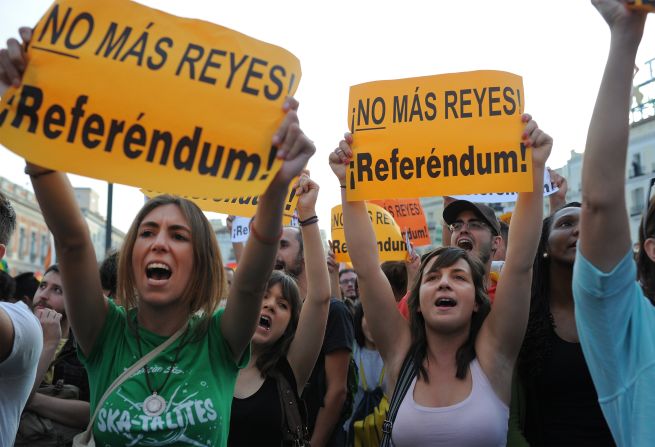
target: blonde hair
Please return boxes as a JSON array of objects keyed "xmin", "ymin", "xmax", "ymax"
[{"xmin": 117, "ymin": 195, "xmax": 224, "ymax": 335}]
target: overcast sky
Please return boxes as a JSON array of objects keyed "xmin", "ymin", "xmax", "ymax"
[{"xmin": 2, "ymin": 0, "xmax": 655, "ymax": 234}]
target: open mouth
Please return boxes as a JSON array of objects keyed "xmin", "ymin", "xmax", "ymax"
[
  {"xmin": 435, "ymin": 297, "xmax": 457, "ymax": 308},
  {"xmin": 146, "ymin": 262, "xmax": 172, "ymax": 281},
  {"xmin": 258, "ymin": 315, "xmax": 272, "ymax": 331},
  {"xmin": 456, "ymin": 238, "xmax": 473, "ymax": 251},
  {"xmin": 274, "ymin": 260, "xmax": 285, "ymax": 271}
]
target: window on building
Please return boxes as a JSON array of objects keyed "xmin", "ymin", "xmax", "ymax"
[
  {"xmin": 30, "ymin": 231, "xmax": 37, "ymax": 263},
  {"xmin": 631, "ymin": 187, "xmax": 645, "ymax": 216},
  {"xmin": 18, "ymin": 227, "xmax": 26, "ymax": 259},
  {"xmin": 41, "ymin": 235, "xmax": 48, "ymax": 265}
]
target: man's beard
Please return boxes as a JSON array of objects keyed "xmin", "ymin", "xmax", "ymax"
[{"xmin": 275, "ymin": 254, "xmax": 304, "ymax": 279}]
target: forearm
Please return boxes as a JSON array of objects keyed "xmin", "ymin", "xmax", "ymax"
[
  {"xmin": 310, "ymin": 387, "xmax": 347, "ymax": 447},
  {"xmin": 27, "ymin": 393, "xmax": 90, "ymax": 429},
  {"xmin": 583, "ymin": 35, "xmax": 639, "ymax": 208},
  {"xmin": 341, "ymin": 189, "xmax": 379, "ymax": 278},
  {"xmin": 27, "ymin": 342, "xmax": 58, "ymax": 402},
  {"xmin": 299, "ymin": 209, "xmax": 330, "ymax": 306},
  {"xmin": 232, "ymin": 242, "xmax": 243, "ymax": 264},
  {"xmin": 223, "ymin": 179, "xmax": 288, "ymax": 357}
]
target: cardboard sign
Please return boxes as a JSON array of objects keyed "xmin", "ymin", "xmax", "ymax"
[
  {"xmin": 231, "ymin": 216, "xmax": 251, "ymax": 243},
  {"xmin": 0, "ymin": 0, "xmax": 301, "ymax": 198},
  {"xmin": 452, "ymin": 169, "xmax": 558, "ymax": 203},
  {"xmin": 331, "ymin": 203, "xmax": 407, "ymax": 263},
  {"xmin": 142, "ymin": 179, "xmax": 299, "ymax": 225},
  {"xmin": 345, "ymin": 70, "xmax": 528, "ymax": 200},
  {"xmin": 370, "ymin": 198, "xmax": 431, "ymax": 247}
]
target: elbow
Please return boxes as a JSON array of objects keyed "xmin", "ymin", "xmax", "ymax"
[{"xmin": 326, "ymin": 385, "xmax": 348, "ymax": 408}]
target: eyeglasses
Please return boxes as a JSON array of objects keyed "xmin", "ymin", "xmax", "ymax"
[
  {"xmin": 448, "ymin": 220, "xmax": 488, "ymax": 232},
  {"xmin": 339, "ymin": 278, "xmax": 357, "ymax": 285}
]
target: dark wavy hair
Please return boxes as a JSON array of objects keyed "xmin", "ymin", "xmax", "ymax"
[
  {"xmin": 638, "ymin": 196, "xmax": 655, "ymax": 304},
  {"xmin": 255, "ymin": 270, "xmax": 303, "ymax": 378},
  {"xmin": 407, "ymin": 246, "xmax": 490, "ymax": 381},
  {"xmin": 518, "ymin": 202, "xmax": 581, "ymax": 380}
]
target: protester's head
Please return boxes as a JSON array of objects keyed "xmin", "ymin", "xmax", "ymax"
[
  {"xmin": 13, "ymin": 272, "xmax": 39, "ymax": 306},
  {"xmin": 638, "ymin": 196, "xmax": 655, "ymax": 302},
  {"xmin": 339, "ymin": 268, "xmax": 359, "ymax": 300},
  {"xmin": 518, "ymin": 202, "xmax": 581, "ymax": 380},
  {"xmin": 33, "ymin": 265, "xmax": 66, "ymax": 316},
  {"xmin": 381, "ymin": 261, "xmax": 408, "ymax": 301},
  {"xmin": 407, "ymin": 246, "xmax": 490, "ymax": 380},
  {"xmin": 274, "ymin": 226, "xmax": 304, "ymax": 279},
  {"xmin": 0, "ymin": 192, "xmax": 16, "ymax": 260},
  {"xmin": 118, "ymin": 195, "xmax": 224, "ymax": 324},
  {"xmin": 493, "ymin": 221, "xmax": 510, "ymax": 262},
  {"xmin": 99, "ymin": 250, "xmax": 118, "ymax": 299},
  {"xmin": 443, "ymin": 200, "xmax": 501, "ymax": 266},
  {"xmin": 223, "ymin": 266, "xmax": 235, "ymax": 295},
  {"xmin": 0, "ymin": 270, "xmax": 16, "ymax": 302},
  {"xmin": 252, "ymin": 270, "xmax": 302, "ymax": 377}
]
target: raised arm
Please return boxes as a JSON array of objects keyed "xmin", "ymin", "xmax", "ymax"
[
  {"xmin": 0, "ymin": 30, "xmax": 108, "ymax": 357},
  {"xmin": 477, "ymin": 115, "xmax": 552, "ymax": 400},
  {"xmin": 579, "ymin": 0, "xmax": 646, "ymax": 271},
  {"xmin": 329, "ymin": 133, "xmax": 411, "ymax": 379},
  {"xmin": 222, "ymin": 98, "xmax": 315, "ymax": 362},
  {"xmin": 287, "ymin": 173, "xmax": 331, "ymax": 391}
]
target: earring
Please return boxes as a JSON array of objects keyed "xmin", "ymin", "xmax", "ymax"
[{"xmin": 542, "ymin": 252, "xmax": 548, "ymax": 258}]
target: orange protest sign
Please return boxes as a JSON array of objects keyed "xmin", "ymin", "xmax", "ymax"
[
  {"xmin": 142, "ymin": 179, "xmax": 299, "ymax": 225},
  {"xmin": 0, "ymin": 0, "xmax": 301, "ymax": 198},
  {"xmin": 371, "ymin": 198, "xmax": 431, "ymax": 247},
  {"xmin": 331, "ymin": 203, "xmax": 407, "ymax": 263},
  {"xmin": 345, "ymin": 70, "xmax": 528, "ymax": 200}
]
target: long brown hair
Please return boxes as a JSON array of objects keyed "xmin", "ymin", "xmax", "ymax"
[
  {"xmin": 117, "ymin": 195, "xmax": 224, "ymax": 337},
  {"xmin": 638, "ymin": 196, "xmax": 655, "ymax": 304},
  {"xmin": 407, "ymin": 246, "xmax": 490, "ymax": 381}
]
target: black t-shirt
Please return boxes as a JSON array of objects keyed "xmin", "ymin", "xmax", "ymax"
[
  {"xmin": 228, "ymin": 357, "xmax": 298, "ymax": 447},
  {"xmin": 526, "ymin": 326, "xmax": 615, "ymax": 446},
  {"xmin": 302, "ymin": 298, "xmax": 354, "ymax": 435}
]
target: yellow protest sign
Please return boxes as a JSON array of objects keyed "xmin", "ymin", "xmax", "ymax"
[
  {"xmin": 0, "ymin": 0, "xmax": 301, "ymax": 198},
  {"xmin": 345, "ymin": 71, "xmax": 528, "ymax": 200},
  {"xmin": 331, "ymin": 203, "xmax": 407, "ymax": 263},
  {"xmin": 142, "ymin": 180, "xmax": 299, "ymax": 225}
]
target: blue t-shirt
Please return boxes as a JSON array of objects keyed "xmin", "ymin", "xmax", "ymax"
[{"xmin": 573, "ymin": 250, "xmax": 655, "ymax": 447}]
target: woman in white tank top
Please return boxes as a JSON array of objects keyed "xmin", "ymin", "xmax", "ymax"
[{"xmin": 328, "ymin": 115, "xmax": 552, "ymax": 446}]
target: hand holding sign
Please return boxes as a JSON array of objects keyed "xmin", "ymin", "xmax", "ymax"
[
  {"xmin": 596, "ymin": 0, "xmax": 648, "ymax": 32},
  {"xmin": 522, "ymin": 114, "xmax": 552, "ymax": 168},
  {"xmin": 329, "ymin": 132, "xmax": 354, "ymax": 186},
  {"xmin": 272, "ymin": 98, "xmax": 316, "ymax": 186},
  {"xmin": 0, "ymin": 27, "xmax": 30, "ymax": 94}
]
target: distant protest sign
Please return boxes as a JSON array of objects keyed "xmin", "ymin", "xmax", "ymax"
[
  {"xmin": 453, "ymin": 169, "xmax": 558, "ymax": 203},
  {"xmin": 142, "ymin": 181, "xmax": 299, "ymax": 225},
  {"xmin": 231, "ymin": 217, "xmax": 251, "ymax": 243},
  {"xmin": 331, "ymin": 203, "xmax": 407, "ymax": 263},
  {"xmin": 345, "ymin": 71, "xmax": 528, "ymax": 200},
  {"xmin": 0, "ymin": 0, "xmax": 301, "ymax": 198},
  {"xmin": 370, "ymin": 198, "xmax": 431, "ymax": 247}
]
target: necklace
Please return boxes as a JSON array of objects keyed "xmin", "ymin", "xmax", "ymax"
[{"xmin": 134, "ymin": 318, "xmax": 189, "ymax": 417}]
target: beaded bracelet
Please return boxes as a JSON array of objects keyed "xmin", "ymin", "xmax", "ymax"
[{"xmin": 298, "ymin": 215, "xmax": 319, "ymax": 227}]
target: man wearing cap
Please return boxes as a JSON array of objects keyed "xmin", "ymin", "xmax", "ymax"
[{"xmin": 442, "ymin": 199, "xmax": 503, "ymax": 300}]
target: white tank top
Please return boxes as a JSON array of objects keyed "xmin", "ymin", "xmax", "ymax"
[{"xmin": 391, "ymin": 359, "xmax": 508, "ymax": 447}]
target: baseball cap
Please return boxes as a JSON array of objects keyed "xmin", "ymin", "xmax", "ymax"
[{"xmin": 443, "ymin": 200, "xmax": 501, "ymax": 235}]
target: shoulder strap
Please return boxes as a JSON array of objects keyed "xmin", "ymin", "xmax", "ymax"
[
  {"xmin": 380, "ymin": 350, "xmax": 416, "ymax": 447},
  {"xmin": 79, "ymin": 322, "xmax": 188, "ymax": 439},
  {"xmin": 271, "ymin": 368, "xmax": 308, "ymax": 446}
]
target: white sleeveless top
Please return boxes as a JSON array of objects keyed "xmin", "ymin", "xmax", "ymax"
[{"xmin": 391, "ymin": 359, "xmax": 508, "ymax": 447}]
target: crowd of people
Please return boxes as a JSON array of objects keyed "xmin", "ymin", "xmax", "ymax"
[{"xmin": 1, "ymin": 1, "xmax": 654, "ymax": 446}]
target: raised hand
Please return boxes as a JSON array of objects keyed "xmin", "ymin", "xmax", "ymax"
[
  {"xmin": 521, "ymin": 113, "xmax": 552, "ymax": 168},
  {"xmin": 0, "ymin": 27, "xmax": 31, "ymax": 96},
  {"xmin": 295, "ymin": 171, "xmax": 319, "ymax": 220},
  {"xmin": 271, "ymin": 97, "xmax": 316, "ymax": 185},
  {"xmin": 329, "ymin": 132, "xmax": 353, "ymax": 186},
  {"xmin": 593, "ymin": 0, "xmax": 647, "ymax": 38}
]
